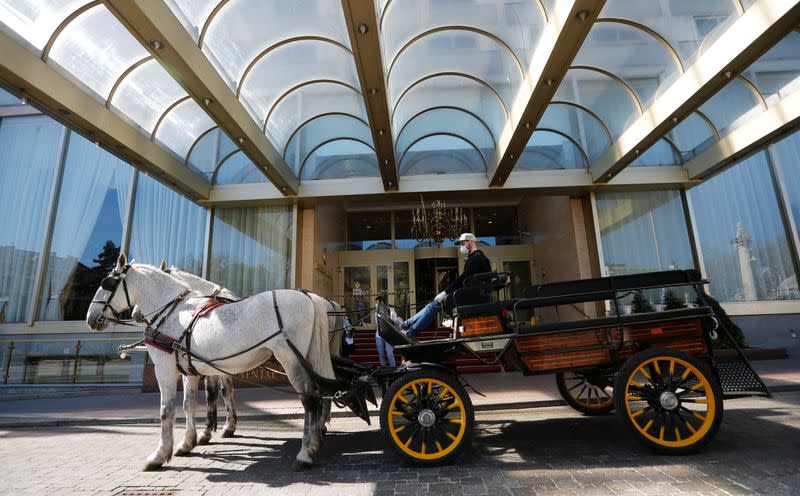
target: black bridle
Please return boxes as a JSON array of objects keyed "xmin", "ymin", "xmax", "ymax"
[{"xmin": 91, "ymin": 264, "xmax": 136, "ymax": 326}]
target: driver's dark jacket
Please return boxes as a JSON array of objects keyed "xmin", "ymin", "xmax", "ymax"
[{"xmin": 444, "ymin": 249, "xmax": 492, "ymax": 294}]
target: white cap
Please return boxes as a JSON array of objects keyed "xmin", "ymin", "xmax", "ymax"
[{"xmin": 454, "ymin": 232, "xmax": 477, "ymax": 245}]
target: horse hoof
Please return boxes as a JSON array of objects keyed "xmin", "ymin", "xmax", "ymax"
[
  {"xmin": 292, "ymin": 460, "xmax": 312, "ymax": 471},
  {"xmin": 221, "ymin": 429, "xmax": 235, "ymax": 438},
  {"xmin": 142, "ymin": 461, "xmax": 163, "ymax": 471},
  {"xmin": 197, "ymin": 435, "xmax": 211, "ymax": 445},
  {"xmin": 174, "ymin": 447, "xmax": 191, "ymax": 457}
]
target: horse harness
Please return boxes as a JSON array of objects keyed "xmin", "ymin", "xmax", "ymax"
[{"xmin": 92, "ymin": 264, "xmax": 137, "ymax": 326}]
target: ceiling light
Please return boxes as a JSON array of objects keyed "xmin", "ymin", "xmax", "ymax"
[
  {"xmin": 94, "ymin": 140, "xmax": 100, "ymax": 147},
  {"xmin": 202, "ymin": 98, "xmax": 212, "ymax": 106},
  {"xmin": 524, "ymin": 122, "xmax": 531, "ymax": 129},
  {"xmin": 151, "ymin": 40, "xmax": 163, "ymax": 50},
  {"xmin": 576, "ymin": 10, "xmax": 590, "ymax": 21},
  {"xmin": 723, "ymin": 70, "xmax": 732, "ymax": 78},
  {"xmin": 368, "ymin": 88, "xmax": 378, "ymax": 95},
  {"xmin": 378, "ymin": 129, "xmax": 385, "ymax": 136},
  {"xmin": 509, "ymin": 153, "xmax": 515, "ymax": 159},
  {"xmin": 545, "ymin": 79, "xmax": 554, "ymax": 86},
  {"xmin": 671, "ymin": 116, "xmax": 678, "ymax": 123},
  {"xmin": 19, "ymin": 95, "xmax": 28, "ymax": 105},
  {"xmin": 358, "ymin": 24, "xmax": 369, "ymax": 35},
  {"xmin": 634, "ymin": 149, "xmax": 640, "ymax": 155},
  {"xmin": 237, "ymin": 137, "xmax": 245, "ymax": 144}
]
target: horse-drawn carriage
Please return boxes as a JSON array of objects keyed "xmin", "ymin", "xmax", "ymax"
[{"xmin": 336, "ymin": 269, "xmax": 770, "ymax": 465}]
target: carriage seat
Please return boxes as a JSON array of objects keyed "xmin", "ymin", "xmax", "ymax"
[
  {"xmin": 376, "ymin": 313, "xmax": 417, "ymax": 347},
  {"xmin": 453, "ymin": 301, "xmax": 505, "ymax": 318}
]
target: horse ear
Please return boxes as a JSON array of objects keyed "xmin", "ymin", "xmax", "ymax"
[
  {"xmin": 116, "ymin": 253, "xmax": 127, "ymax": 270},
  {"xmin": 160, "ymin": 259, "xmax": 167, "ymax": 271}
]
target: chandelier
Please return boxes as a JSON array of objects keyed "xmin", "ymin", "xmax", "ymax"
[{"xmin": 411, "ymin": 198, "xmax": 468, "ymax": 246}]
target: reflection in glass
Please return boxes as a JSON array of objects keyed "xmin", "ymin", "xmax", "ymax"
[
  {"xmin": 300, "ymin": 139, "xmax": 379, "ymax": 180},
  {"xmin": 209, "ymin": 205, "xmax": 292, "ymax": 296},
  {"xmin": 343, "ymin": 266, "xmax": 371, "ymax": 326},
  {"xmin": 690, "ymin": 153, "xmax": 799, "ymax": 301},
  {"xmin": 7, "ymin": 340, "xmax": 76, "ymax": 384},
  {"xmin": 0, "ymin": 116, "xmax": 63, "ymax": 323},
  {"xmin": 129, "ymin": 173, "xmax": 206, "ymax": 275},
  {"xmin": 399, "ymin": 134, "xmax": 486, "ymax": 175},
  {"xmin": 39, "ymin": 133, "xmax": 131, "ymax": 321},
  {"xmin": 518, "ymin": 130, "xmax": 588, "ymax": 170},
  {"xmin": 347, "ymin": 212, "xmax": 391, "ymax": 251},
  {"xmin": 75, "ymin": 338, "xmax": 145, "ymax": 383},
  {"xmin": 215, "ymin": 151, "xmax": 266, "ymax": 185},
  {"xmin": 770, "ymin": 130, "xmax": 800, "ymax": 244},
  {"xmin": 473, "ymin": 207, "xmax": 519, "ymax": 246},
  {"xmin": 394, "ymin": 262, "xmax": 410, "ymax": 320}
]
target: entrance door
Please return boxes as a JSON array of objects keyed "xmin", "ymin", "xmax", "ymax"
[{"xmin": 341, "ymin": 260, "xmax": 412, "ymax": 327}]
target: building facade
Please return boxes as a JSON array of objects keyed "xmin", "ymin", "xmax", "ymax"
[{"xmin": 0, "ymin": 0, "xmax": 799, "ymax": 388}]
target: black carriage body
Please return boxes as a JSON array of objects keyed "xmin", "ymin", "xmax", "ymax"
[{"xmin": 380, "ymin": 269, "xmax": 769, "ymax": 398}]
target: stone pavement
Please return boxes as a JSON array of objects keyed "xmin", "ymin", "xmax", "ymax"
[
  {"xmin": 1, "ymin": 358, "xmax": 797, "ymax": 427},
  {"xmin": 1, "ymin": 391, "xmax": 798, "ymax": 496}
]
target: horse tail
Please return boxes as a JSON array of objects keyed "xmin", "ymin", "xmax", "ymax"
[
  {"xmin": 327, "ymin": 299, "xmax": 343, "ymax": 358},
  {"xmin": 304, "ymin": 294, "xmax": 336, "ymax": 381}
]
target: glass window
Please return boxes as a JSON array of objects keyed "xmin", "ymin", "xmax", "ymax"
[
  {"xmin": 394, "ymin": 261, "xmax": 411, "ymax": 320},
  {"xmin": 770, "ymin": 130, "xmax": 800, "ymax": 248},
  {"xmin": 596, "ymin": 190, "xmax": 694, "ymax": 275},
  {"xmin": 38, "ymin": 133, "xmax": 132, "ymax": 321},
  {"xmin": 347, "ymin": 212, "xmax": 391, "ymax": 251},
  {"xmin": 689, "ymin": 153, "xmax": 799, "ymax": 301},
  {"xmin": 394, "ymin": 210, "xmax": 420, "ymax": 249},
  {"xmin": 0, "ymin": 115, "xmax": 64, "ymax": 323},
  {"xmin": 209, "ymin": 205, "xmax": 292, "ymax": 296},
  {"xmin": 0, "ymin": 87, "xmax": 20, "ymax": 106},
  {"xmin": 343, "ymin": 266, "xmax": 371, "ymax": 326},
  {"xmin": 473, "ymin": 207, "xmax": 519, "ymax": 246},
  {"xmin": 128, "ymin": 173, "xmax": 207, "ymax": 275}
]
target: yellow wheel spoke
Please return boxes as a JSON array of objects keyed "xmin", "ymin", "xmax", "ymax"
[
  {"xmin": 681, "ymin": 368, "xmax": 691, "ymax": 381},
  {"xmin": 447, "ymin": 400, "xmax": 461, "ymax": 410},
  {"xmin": 686, "ymin": 421, "xmax": 697, "ymax": 434},
  {"xmin": 629, "ymin": 380, "xmax": 644, "ymax": 389},
  {"xmin": 669, "ymin": 360, "xmax": 675, "ymax": 375},
  {"xmin": 630, "ymin": 409, "xmax": 645, "ymax": 418},
  {"xmin": 674, "ymin": 427, "xmax": 682, "ymax": 441},
  {"xmin": 391, "ymin": 410, "xmax": 406, "ymax": 416},
  {"xmin": 397, "ymin": 394, "xmax": 410, "ymax": 405},
  {"xmin": 683, "ymin": 398, "xmax": 708, "ymax": 404},
  {"xmin": 659, "ymin": 426, "xmax": 665, "ymax": 441},
  {"xmin": 653, "ymin": 361, "xmax": 661, "ymax": 375},
  {"xmin": 643, "ymin": 419, "xmax": 654, "ymax": 432},
  {"xmin": 404, "ymin": 435, "xmax": 413, "ymax": 448},
  {"xmin": 692, "ymin": 411, "xmax": 706, "ymax": 421},
  {"xmin": 640, "ymin": 368, "xmax": 651, "ymax": 380},
  {"xmin": 691, "ymin": 383, "xmax": 705, "ymax": 391},
  {"xmin": 449, "ymin": 418, "xmax": 463, "ymax": 425},
  {"xmin": 411, "ymin": 383, "xmax": 419, "ymax": 398},
  {"xmin": 421, "ymin": 443, "xmax": 426, "ymax": 455},
  {"xmin": 435, "ymin": 441, "xmax": 443, "ymax": 452},
  {"xmin": 428, "ymin": 381, "xmax": 432, "ymax": 396},
  {"xmin": 394, "ymin": 425, "xmax": 407, "ymax": 433},
  {"xmin": 446, "ymin": 432, "xmax": 457, "ymax": 441}
]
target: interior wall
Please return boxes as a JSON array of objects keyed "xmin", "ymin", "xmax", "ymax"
[
  {"xmin": 298, "ymin": 204, "xmax": 345, "ymax": 297},
  {"xmin": 519, "ymin": 195, "xmax": 599, "ymax": 320}
]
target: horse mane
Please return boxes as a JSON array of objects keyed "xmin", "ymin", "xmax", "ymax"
[{"xmin": 132, "ymin": 263, "xmax": 191, "ymax": 291}]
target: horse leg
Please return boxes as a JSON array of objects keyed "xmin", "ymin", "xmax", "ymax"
[
  {"xmin": 321, "ymin": 398, "xmax": 332, "ymax": 435},
  {"xmin": 175, "ymin": 374, "xmax": 200, "ymax": 456},
  {"xmin": 198, "ymin": 376, "xmax": 217, "ymax": 445},
  {"xmin": 143, "ymin": 357, "xmax": 179, "ymax": 471},
  {"xmin": 279, "ymin": 360, "xmax": 324, "ymax": 470},
  {"xmin": 219, "ymin": 375, "xmax": 237, "ymax": 437}
]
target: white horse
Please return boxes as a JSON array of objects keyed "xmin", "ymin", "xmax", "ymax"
[
  {"xmin": 158, "ymin": 263, "xmax": 346, "ymax": 441},
  {"xmin": 153, "ymin": 261, "xmax": 240, "ymax": 446},
  {"xmin": 87, "ymin": 254, "xmax": 335, "ymax": 471}
]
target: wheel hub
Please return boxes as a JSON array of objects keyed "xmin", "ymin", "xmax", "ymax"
[
  {"xmin": 417, "ymin": 409, "xmax": 436, "ymax": 427},
  {"xmin": 659, "ymin": 391, "xmax": 679, "ymax": 410}
]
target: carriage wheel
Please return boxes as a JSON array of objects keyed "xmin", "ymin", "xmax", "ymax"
[
  {"xmin": 379, "ymin": 369, "xmax": 474, "ymax": 465},
  {"xmin": 614, "ymin": 348, "xmax": 723, "ymax": 454},
  {"xmin": 556, "ymin": 370, "xmax": 615, "ymax": 415}
]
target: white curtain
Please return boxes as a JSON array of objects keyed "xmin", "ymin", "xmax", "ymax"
[
  {"xmin": 39, "ymin": 134, "xmax": 131, "ymax": 321},
  {"xmin": 0, "ymin": 116, "xmax": 64, "ymax": 323},
  {"xmin": 209, "ymin": 206, "xmax": 292, "ymax": 296},
  {"xmin": 129, "ymin": 173, "xmax": 206, "ymax": 274}
]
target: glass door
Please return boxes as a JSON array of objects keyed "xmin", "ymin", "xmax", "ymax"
[{"xmin": 343, "ymin": 266, "xmax": 371, "ymax": 327}]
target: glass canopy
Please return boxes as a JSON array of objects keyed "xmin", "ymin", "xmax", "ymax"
[{"xmin": 0, "ymin": 0, "xmax": 797, "ymax": 192}]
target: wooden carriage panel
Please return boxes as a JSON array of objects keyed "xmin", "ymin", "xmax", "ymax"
[
  {"xmin": 624, "ymin": 319, "xmax": 703, "ymax": 342},
  {"xmin": 462, "ymin": 315, "xmax": 505, "ymax": 337},
  {"xmin": 521, "ymin": 348, "xmax": 612, "ymax": 372},
  {"xmin": 514, "ymin": 328, "xmax": 608, "ymax": 353}
]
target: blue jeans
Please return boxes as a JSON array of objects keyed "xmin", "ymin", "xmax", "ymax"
[
  {"xmin": 375, "ymin": 332, "xmax": 396, "ymax": 367},
  {"xmin": 404, "ymin": 301, "xmax": 442, "ymax": 337}
]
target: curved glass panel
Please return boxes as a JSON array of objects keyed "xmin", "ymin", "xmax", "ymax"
[
  {"xmin": 395, "ymin": 108, "xmax": 494, "ymax": 166},
  {"xmin": 380, "ymin": 0, "xmax": 545, "ymax": 71},
  {"xmin": 0, "ymin": 0, "xmax": 89, "ymax": 51},
  {"xmin": 557, "ymin": 68, "xmax": 639, "ymax": 139},
  {"xmin": 576, "ymin": 21, "xmax": 680, "ymax": 107},
  {"xmin": 387, "ymin": 30, "xmax": 523, "ymax": 109},
  {"xmin": 165, "ymin": 0, "xmax": 217, "ymax": 41},
  {"xmin": 539, "ymin": 103, "xmax": 610, "ymax": 161},
  {"xmin": 285, "ymin": 114, "xmax": 373, "ymax": 173},
  {"xmin": 630, "ymin": 138, "xmax": 681, "ymax": 167},
  {"xmin": 48, "ymin": 5, "xmax": 149, "ymax": 99},
  {"xmin": 399, "ymin": 134, "xmax": 485, "ymax": 176},
  {"xmin": 669, "ymin": 112, "xmax": 716, "ymax": 161},
  {"xmin": 392, "ymin": 74, "xmax": 507, "ymax": 140},
  {"xmin": 301, "ymin": 140, "xmax": 379, "ymax": 181},
  {"xmin": 110, "ymin": 59, "xmax": 187, "ymax": 134},
  {"xmin": 187, "ymin": 128, "xmax": 237, "ymax": 178},
  {"xmin": 239, "ymin": 40, "xmax": 359, "ymax": 125},
  {"xmin": 599, "ymin": 0, "xmax": 739, "ymax": 66},
  {"xmin": 267, "ymin": 82, "xmax": 367, "ymax": 151},
  {"xmin": 201, "ymin": 0, "xmax": 351, "ymax": 88},
  {"xmin": 698, "ymin": 77, "xmax": 761, "ymax": 137},
  {"xmin": 742, "ymin": 31, "xmax": 800, "ymax": 102},
  {"xmin": 517, "ymin": 129, "xmax": 588, "ymax": 170},
  {"xmin": 155, "ymin": 99, "xmax": 215, "ymax": 161},
  {"xmin": 215, "ymin": 151, "xmax": 267, "ymax": 185}
]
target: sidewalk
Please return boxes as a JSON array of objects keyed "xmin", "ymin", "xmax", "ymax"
[{"xmin": 0, "ymin": 358, "xmax": 797, "ymax": 428}]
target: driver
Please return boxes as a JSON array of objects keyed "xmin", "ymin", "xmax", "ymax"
[{"xmin": 401, "ymin": 233, "xmax": 491, "ymax": 336}]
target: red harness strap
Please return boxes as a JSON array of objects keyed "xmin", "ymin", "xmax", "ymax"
[{"xmin": 192, "ymin": 298, "xmax": 228, "ymax": 318}]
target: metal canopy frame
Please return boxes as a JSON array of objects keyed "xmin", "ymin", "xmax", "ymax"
[
  {"xmin": 0, "ymin": 28, "xmax": 210, "ymax": 201},
  {"xmin": 104, "ymin": 0, "xmax": 300, "ymax": 196},
  {"xmin": 589, "ymin": 0, "xmax": 800, "ymax": 183},
  {"xmin": 487, "ymin": 0, "xmax": 606, "ymax": 187},
  {"xmin": 341, "ymin": 0, "xmax": 399, "ymax": 191}
]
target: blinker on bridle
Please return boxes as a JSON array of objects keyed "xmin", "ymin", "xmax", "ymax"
[{"xmin": 92, "ymin": 264, "xmax": 135, "ymax": 326}]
